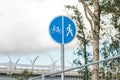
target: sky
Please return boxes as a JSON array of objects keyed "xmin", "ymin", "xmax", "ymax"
[{"xmin": 0, "ymin": 0, "xmax": 79, "ymax": 66}]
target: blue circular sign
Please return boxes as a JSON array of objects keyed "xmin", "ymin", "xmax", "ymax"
[{"xmin": 49, "ymin": 16, "xmax": 76, "ymax": 44}]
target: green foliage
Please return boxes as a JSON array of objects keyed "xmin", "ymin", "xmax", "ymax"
[
  {"xmin": 100, "ymin": 0, "xmax": 120, "ymax": 57},
  {"xmin": 65, "ymin": 0, "xmax": 120, "ymax": 80},
  {"xmin": 65, "ymin": 4, "xmax": 92, "ymax": 66},
  {"xmin": 65, "ymin": 3, "xmax": 92, "ymax": 80},
  {"xmin": 13, "ymin": 69, "xmax": 32, "ymax": 80},
  {"xmin": 100, "ymin": 0, "xmax": 120, "ymax": 15},
  {"xmin": 99, "ymin": 1, "xmax": 120, "ymax": 80},
  {"xmin": 100, "ymin": 0, "xmax": 120, "ymax": 34}
]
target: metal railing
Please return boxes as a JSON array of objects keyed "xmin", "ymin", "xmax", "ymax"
[{"xmin": 29, "ymin": 55, "xmax": 120, "ymax": 80}]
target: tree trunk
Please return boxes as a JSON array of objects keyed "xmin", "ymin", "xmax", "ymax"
[
  {"xmin": 84, "ymin": 41, "xmax": 88, "ymax": 80},
  {"xmin": 92, "ymin": 0, "xmax": 100, "ymax": 80},
  {"xmin": 81, "ymin": 0, "xmax": 100, "ymax": 79}
]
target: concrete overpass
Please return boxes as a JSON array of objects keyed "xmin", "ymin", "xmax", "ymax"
[
  {"xmin": 0, "ymin": 62, "xmax": 79, "ymax": 76},
  {"xmin": 0, "ymin": 62, "xmax": 81, "ymax": 80}
]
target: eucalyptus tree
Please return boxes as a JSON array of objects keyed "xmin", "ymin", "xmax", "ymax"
[
  {"xmin": 100, "ymin": 0, "xmax": 120, "ymax": 57},
  {"xmin": 65, "ymin": 0, "xmax": 100, "ymax": 79},
  {"xmin": 65, "ymin": 5, "xmax": 92, "ymax": 80},
  {"xmin": 100, "ymin": 0, "xmax": 120, "ymax": 79},
  {"xmin": 65, "ymin": 0, "xmax": 120, "ymax": 80}
]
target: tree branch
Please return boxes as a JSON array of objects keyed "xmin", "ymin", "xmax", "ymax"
[
  {"xmin": 81, "ymin": 0, "xmax": 94, "ymax": 34},
  {"xmin": 81, "ymin": 0, "xmax": 95, "ymax": 22}
]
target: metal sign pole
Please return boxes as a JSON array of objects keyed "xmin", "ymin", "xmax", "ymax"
[
  {"xmin": 61, "ymin": 44, "xmax": 64, "ymax": 80},
  {"xmin": 61, "ymin": 16, "xmax": 64, "ymax": 80},
  {"xmin": 49, "ymin": 16, "xmax": 76, "ymax": 80}
]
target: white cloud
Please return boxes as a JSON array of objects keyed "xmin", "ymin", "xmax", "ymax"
[{"xmin": 0, "ymin": 0, "xmax": 77, "ymax": 54}]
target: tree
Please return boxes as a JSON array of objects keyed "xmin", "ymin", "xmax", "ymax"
[
  {"xmin": 65, "ymin": 0, "xmax": 120, "ymax": 80},
  {"xmin": 65, "ymin": 0, "xmax": 100, "ymax": 80},
  {"xmin": 100, "ymin": 0, "xmax": 120, "ymax": 60},
  {"xmin": 65, "ymin": 5, "xmax": 92, "ymax": 80},
  {"xmin": 100, "ymin": 0, "xmax": 120, "ymax": 79},
  {"xmin": 76, "ymin": 0, "xmax": 100, "ymax": 80}
]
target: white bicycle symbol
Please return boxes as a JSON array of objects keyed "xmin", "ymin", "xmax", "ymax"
[{"xmin": 51, "ymin": 25, "xmax": 61, "ymax": 34}]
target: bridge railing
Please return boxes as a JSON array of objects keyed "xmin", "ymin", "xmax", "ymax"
[
  {"xmin": 29, "ymin": 55, "xmax": 120, "ymax": 80},
  {"xmin": 0, "ymin": 62, "xmax": 71, "ymax": 75}
]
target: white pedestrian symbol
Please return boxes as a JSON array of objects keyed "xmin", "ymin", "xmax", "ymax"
[{"xmin": 66, "ymin": 24, "xmax": 73, "ymax": 37}]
